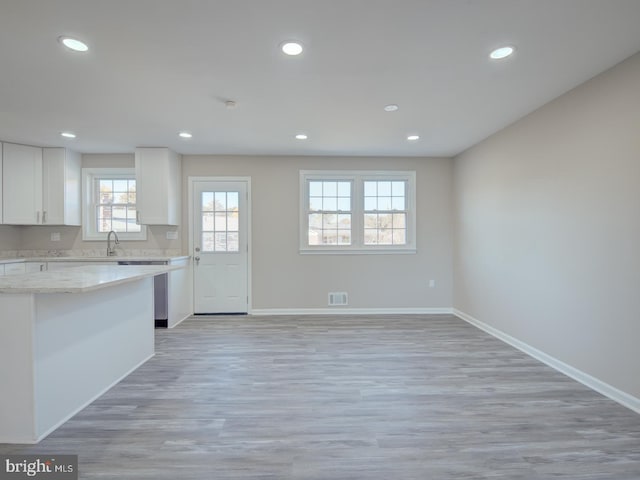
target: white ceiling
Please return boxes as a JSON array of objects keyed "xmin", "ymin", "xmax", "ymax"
[{"xmin": 1, "ymin": 0, "xmax": 640, "ymax": 157}]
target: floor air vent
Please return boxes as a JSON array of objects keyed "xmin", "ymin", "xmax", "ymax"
[{"xmin": 328, "ymin": 292, "xmax": 348, "ymax": 306}]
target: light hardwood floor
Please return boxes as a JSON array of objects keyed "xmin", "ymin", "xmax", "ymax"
[{"xmin": 1, "ymin": 314, "xmax": 639, "ymax": 479}]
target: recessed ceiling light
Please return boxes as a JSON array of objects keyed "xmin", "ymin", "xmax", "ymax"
[
  {"xmin": 60, "ymin": 132, "xmax": 76, "ymax": 138},
  {"xmin": 384, "ymin": 104, "xmax": 399, "ymax": 112},
  {"xmin": 295, "ymin": 134, "xmax": 308, "ymax": 140},
  {"xmin": 407, "ymin": 135, "xmax": 420, "ymax": 141},
  {"xmin": 489, "ymin": 46, "xmax": 515, "ymax": 60},
  {"xmin": 179, "ymin": 132, "xmax": 192, "ymax": 138},
  {"xmin": 58, "ymin": 36, "xmax": 89, "ymax": 52},
  {"xmin": 281, "ymin": 41, "xmax": 303, "ymax": 56}
]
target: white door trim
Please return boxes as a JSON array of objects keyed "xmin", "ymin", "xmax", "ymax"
[{"xmin": 188, "ymin": 176, "xmax": 252, "ymax": 314}]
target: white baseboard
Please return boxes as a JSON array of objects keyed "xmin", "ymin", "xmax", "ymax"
[
  {"xmin": 453, "ymin": 309, "xmax": 640, "ymax": 415},
  {"xmin": 250, "ymin": 307, "xmax": 453, "ymax": 316}
]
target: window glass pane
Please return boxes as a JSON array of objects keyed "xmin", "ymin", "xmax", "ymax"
[
  {"xmin": 202, "ymin": 192, "xmax": 214, "ymax": 211},
  {"xmin": 338, "ymin": 230, "xmax": 351, "ymax": 245},
  {"xmin": 309, "ymin": 213, "xmax": 322, "ymax": 229},
  {"xmin": 202, "ymin": 212, "xmax": 214, "ymax": 231},
  {"xmin": 364, "ymin": 229, "xmax": 378, "ymax": 244},
  {"xmin": 377, "ymin": 213, "xmax": 392, "ymax": 228},
  {"xmin": 99, "ymin": 179, "xmax": 112, "ymax": 193},
  {"xmin": 111, "ymin": 206, "xmax": 127, "ymax": 230},
  {"xmin": 322, "ymin": 214, "xmax": 337, "ymax": 229},
  {"xmin": 364, "ymin": 197, "xmax": 377, "ymax": 211},
  {"xmin": 364, "ymin": 181, "xmax": 377, "ymax": 196},
  {"xmin": 378, "ymin": 229, "xmax": 393, "ymax": 245},
  {"xmin": 214, "ymin": 212, "xmax": 226, "ymax": 231},
  {"xmin": 378, "ymin": 181, "xmax": 392, "ymax": 196},
  {"xmin": 100, "ymin": 191, "xmax": 113, "ymax": 204},
  {"xmin": 113, "ymin": 180, "xmax": 128, "ymax": 193},
  {"xmin": 215, "ymin": 192, "xmax": 226, "ymax": 211},
  {"xmin": 227, "ymin": 212, "xmax": 239, "ymax": 231},
  {"xmin": 393, "ymin": 229, "xmax": 406, "ymax": 245},
  {"xmin": 309, "ymin": 197, "xmax": 322, "ymax": 211},
  {"xmin": 215, "ymin": 232, "xmax": 227, "ymax": 251},
  {"xmin": 337, "ymin": 214, "xmax": 351, "ymax": 229},
  {"xmin": 227, "ymin": 232, "xmax": 239, "ymax": 252},
  {"xmin": 308, "ymin": 227, "xmax": 322, "ymax": 245},
  {"xmin": 323, "ymin": 231, "xmax": 337, "ymax": 245},
  {"xmin": 378, "ymin": 196, "xmax": 392, "ymax": 210},
  {"xmin": 227, "ymin": 192, "xmax": 239, "ymax": 210},
  {"xmin": 309, "ymin": 181, "xmax": 323, "ymax": 196},
  {"xmin": 202, "ymin": 232, "xmax": 215, "ymax": 252},
  {"xmin": 392, "ymin": 196, "xmax": 405, "ymax": 210},
  {"xmin": 337, "ymin": 197, "xmax": 351, "ymax": 211},
  {"xmin": 392, "ymin": 213, "xmax": 406, "ymax": 228},
  {"xmin": 392, "ymin": 181, "xmax": 405, "ymax": 196},
  {"xmin": 323, "ymin": 182, "xmax": 337, "ymax": 196},
  {"xmin": 323, "ymin": 197, "xmax": 337, "ymax": 211},
  {"xmin": 337, "ymin": 181, "xmax": 350, "ymax": 196},
  {"xmin": 364, "ymin": 213, "xmax": 377, "ymax": 228}
]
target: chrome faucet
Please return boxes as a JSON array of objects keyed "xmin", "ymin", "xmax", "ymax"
[{"xmin": 107, "ymin": 230, "xmax": 120, "ymax": 256}]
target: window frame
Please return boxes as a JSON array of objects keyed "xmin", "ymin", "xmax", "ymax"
[
  {"xmin": 81, "ymin": 168, "xmax": 147, "ymax": 241},
  {"xmin": 299, "ymin": 170, "xmax": 416, "ymax": 254}
]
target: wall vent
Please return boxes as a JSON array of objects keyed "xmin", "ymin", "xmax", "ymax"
[{"xmin": 328, "ymin": 292, "xmax": 348, "ymax": 306}]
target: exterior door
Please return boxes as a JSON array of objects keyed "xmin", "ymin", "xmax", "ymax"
[{"xmin": 193, "ymin": 180, "xmax": 249, "ymax": 313}]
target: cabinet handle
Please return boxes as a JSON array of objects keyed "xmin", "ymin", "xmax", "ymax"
[
  {"xmin": 136, "ymin": 211, "xmax": 140, "ymax": 224},
  {"xmin": 43, "ymin": 211, "xmax": 47, "ymax": 223},
  {"xmin": 37, "ymin": 211, "xmax": 40, "ymax": 224}
]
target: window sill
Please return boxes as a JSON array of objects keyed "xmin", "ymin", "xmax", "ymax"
[{"xmin": 299, "ymin": 248, "xmax": 417, "ymax": 255}]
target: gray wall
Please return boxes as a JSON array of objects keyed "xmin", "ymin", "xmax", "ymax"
[
  {"xmin": 453, "ymin": 52, "xmax": 640, "ymax": 398},
  {"xmin": 183, "ymin": 155, "xmax": 453, "ymax": 311}
]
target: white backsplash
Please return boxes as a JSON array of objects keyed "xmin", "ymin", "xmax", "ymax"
[{"xmin": 0, "ymin": 248, "xmax": 183, "ymax": 259}]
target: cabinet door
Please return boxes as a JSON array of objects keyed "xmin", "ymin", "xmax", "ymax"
[
  {"xmin": 42, "ymin": 148, "xmax": 81, "ymax": 225},
  {"xmin": 135, "ymin": 148, "xmax": 180, "ymax": 225},
  {"xmin": 2, "ymin": 143, "xmax": 43, "ymax": 224},
  {"xmin": 0, "ymin": 142, "xmax": 3, "ymax": 224}
]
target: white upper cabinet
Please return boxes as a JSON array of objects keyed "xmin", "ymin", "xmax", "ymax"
[
  {"xmin": 42, "ymin": 147, "xmax": 81, "ymax": 225},
  {"xmin": 135, "ymin": 147, "xmax": 181, "ymax": 225},
  {"xmin": 0, "ymin": 142, "xmax": 3, "ymax": 224},
  {"xmin": 2, "ymin": 143, "xmax": 43, "ymax": 224},
  {"xmin": 2, "ymin": 143, "xmax": 81, "ymax": 225}
]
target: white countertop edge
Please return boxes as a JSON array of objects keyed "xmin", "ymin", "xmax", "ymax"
[
  {"xmin": 0, "ymin": 265, "xmax": 183, "ymax": 294},
  {"xmin": 0, "ymin": 256, "xmax": 191, "ymax": 265}
]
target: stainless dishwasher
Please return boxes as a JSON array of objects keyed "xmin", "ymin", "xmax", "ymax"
[{"xmin": 117, "ymin": 260, "xmax": 168, "ymax": 327}]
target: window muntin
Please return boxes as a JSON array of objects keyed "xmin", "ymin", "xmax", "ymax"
[
  {"xmin": 201, "ymin": 191, "xmax": 240, "ymax": 252},
  {"xmin": 82, "ymin": 168, "xmax": 147, "ymax": 241},
  {"xmin": 300, "ymin": 171, "xmax": 416, "ymax": 254}
]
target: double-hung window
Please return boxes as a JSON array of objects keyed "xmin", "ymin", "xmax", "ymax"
[
  {"xmin": 300, "ymin": 170, "xmax": 416, "ymax": 253},
  {"xmin": 82, "ymin": 168, "xmax": 147, "ymax": 240}
]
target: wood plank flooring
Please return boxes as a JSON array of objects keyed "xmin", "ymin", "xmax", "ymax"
[{"xmin": 1, "ymin": 314, "xmax": 639, "ymax": 479}]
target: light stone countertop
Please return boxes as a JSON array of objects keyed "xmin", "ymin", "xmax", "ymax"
[
  {"xmin": 0, "ymin": 264, "xmax": 182, "ymax": 294},
  {"xmin": 0, "ymin": 256, "xmax": 190, "ymax": 265}
]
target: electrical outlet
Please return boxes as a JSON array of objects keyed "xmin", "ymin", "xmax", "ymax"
[
  {"xmin": 429, "ymin": 279, "xmax": 435, "ymax": 288},
  {"xmin": 166, "ymin": 231, "xmax": 178, "ymax": 240},
  {"xmin": 51, "ymin": 232, "xmax": 61, "ymax": 242}
]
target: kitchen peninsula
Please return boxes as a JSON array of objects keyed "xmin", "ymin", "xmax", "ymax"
[{"xmin": 0, "ymin": 264, "xmax": 179, "ymax": 444}]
